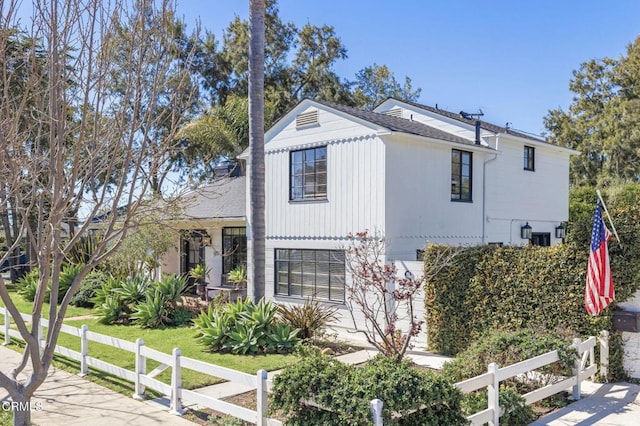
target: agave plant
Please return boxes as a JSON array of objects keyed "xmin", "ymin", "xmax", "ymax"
[
  {"xmin": 16, "ymin": 268, "xmax": 39, "ymax": 302},
  {"xmin": 49, "ymin": 263, "xmax": 85, "ymax": 304},
  {"xmin": 131, "ymin": 291, "xmax": 170, "ymax": 328},
  {"xmin": 227, "ymin": 265, "xmax": 247, "ymax": 288},
  {"xmin": 113, "ymin": 276, "xmax": 149, "ymax": 307},
  {"xmin": 194, "ymin": 307, "xmax": 232, "ymax": 351},
  {"xmin": 91, "ymin": 276, "xmax": 123, "ymax": 306},
  {"xmin": 269, "ymin": 323, "xmax": 300, "ymax": 353},
  {"xmin": 155, "ymin": 274, "xmax": 189, "ymax": 308},
  {"xmin": 96, "ymin": 296, "xmax": 126, "ymax": 325}
]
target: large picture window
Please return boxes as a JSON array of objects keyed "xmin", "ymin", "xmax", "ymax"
[
  {"xmin": 275, "ymin": 249, "xmax": 345, "ymax": 302},
  {"xmin": 451, "ymin": 149, "xmax": 472, "ymax": 201},
  {"xmin": 290, "ymin": 146, "xmax": 327, "ymax": 200}
]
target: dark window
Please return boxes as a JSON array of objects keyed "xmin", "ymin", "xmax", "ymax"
[
  {"xmin": 290, "ymin": 146, "xmax": 327, "ymax": 200},
  {"xmin": 524, "ymin": 146, "xmax": 535, "ymax": 171},
  {"xmin": 275, "ymin": 249, "xmax": 345, "ymax": 302},
  {"xmin": 451, "ymin": 149, "xmax": 472, "ymax": 201},
  {"xmin": 181, "ymin": 230, "xmax": 206, "ymax": 281},
  {"xmin": 222, "ymin": 227, "xmax": 247, "ymax": 274},
  {"xmin": 531, "ymin": 232, "xmax": 551, "ymax": 247}
]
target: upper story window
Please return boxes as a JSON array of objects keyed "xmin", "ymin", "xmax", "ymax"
[
  {"xmin": 524, "ymin": 146, "xmax": 535, "ymax": 171},
  {"xmin": 290, "ymin": 146, "xmax": 327, "ymax": 201},
  {"xmin": 451, "ymin": 149, "xmax": 472, "ymax": 202}
]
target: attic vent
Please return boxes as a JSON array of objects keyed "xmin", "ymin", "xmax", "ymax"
[
  {"xmin": 383, "ymin": 108, "xmax": 403, "ymax": 118},
  {"xmin": 296, "ymin": 110, "xmax": 319, "ymax": 128}
]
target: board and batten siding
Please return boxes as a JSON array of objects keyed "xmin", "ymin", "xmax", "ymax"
[
  {"xmin": 384, "ymin": 134, "xmax": 485, "ymax": 260},
  {"xmin": 264, "ymin": 106, "xmax": 386, "ymax": 239},
  {"xmin": 483, "ymin": 136, "xmax": 571, "ymax": 245}
]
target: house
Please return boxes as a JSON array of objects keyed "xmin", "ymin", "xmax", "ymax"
[
  {"xmin": 160, "ymin": 171, "xmax": 247, "ymax": 289},
  {"xmin": 241, "ymin": 97, "xmax": 577, "ymax": 346}
]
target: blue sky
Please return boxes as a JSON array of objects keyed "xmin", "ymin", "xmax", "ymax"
[{"xmin": 176, "ymin": 0, "xmax": 640, "ymax": 136}]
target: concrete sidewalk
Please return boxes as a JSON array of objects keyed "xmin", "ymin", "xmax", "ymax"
[
  {"xmin": 0, "ymin": 345, "xmax": 192, "ymax": 426},
  {"xmin": 530, "ymin": 381, "xmax": 640, "ymax": 425}
]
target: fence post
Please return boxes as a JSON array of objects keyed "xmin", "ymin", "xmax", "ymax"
[
  {"xmin": 133, "ymin": 338, "xmax": 146, "ymax": 400},
  {"xmin": 79, "ymin": 324, "xmax": 89, "ymax": 376},
  {"xmin": 3, "ymin": 308, "xmax": 10, "ymax": 346},
  {"xmin": 169, "ymin": 347, "xmax": 184, "ymax": 415},
  {"xmin": 256, "ymin": 369, "xmax": 268, "ymax": 426},
  {"xmin": 600, "ymin": 330, "xmax": 609, "ymax": 382},
  {"xmin": 370, "ymin": 399, "xmax": 383, "ymax": 426},
  {"xmin": 572, "ymin": 337, "xmax": 582, "ymax": 400},
  {"xmin": 488, "ymin": 362, "xmax": 499, "ymax": 426}
]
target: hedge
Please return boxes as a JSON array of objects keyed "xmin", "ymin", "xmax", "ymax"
[{"xmin": 424, "ymin": 183, "xmax": 640, "ymax": 380}]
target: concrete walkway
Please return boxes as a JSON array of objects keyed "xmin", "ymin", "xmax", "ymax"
[
  {"xmin": 531, "ymin": 381, "xmax": 640, "ymax": 425},
  {"xmin": 0, "ymin": 345, "xmax": 192, "ymax": 426}
]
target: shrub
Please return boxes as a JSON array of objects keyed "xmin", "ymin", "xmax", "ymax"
[
  {"xmin": 71, "ymin": 270, "xmax": 111, "ymax": 308},
  {"xmin": 48, "ymin": 263, "xmax": 84, "ymax": 304},
  {"xmin": 96, "ymin": 296, "xmax": 126, "ymax": 325},
  {"xmin": 271, "ymin": 348, "xmax": 466, "ymax": 425},
  {"xmin": 443, "ymin": 329, "xmax": 576, "ymax": 394},
  {"xmin": 193, "ymin": 298, "xmax": 300, "ymax": 355},
  {"xmin": 277, "ymin": 300, "xmax": 338, "ymax": 340},
  {"xmin": 461, "ymin": 386, "xmax": 535, "ymax": 426}
]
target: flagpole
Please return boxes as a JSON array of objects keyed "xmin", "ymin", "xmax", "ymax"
[{"xmin": 596, "ymin": 190, "xmax": 621, "ymax": 244}]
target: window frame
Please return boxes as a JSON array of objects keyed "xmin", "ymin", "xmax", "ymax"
[
  {"xmin": 289, "ymin": 146, "xmax": 328, "ymax": 201},
  {"xmin": 524, "ymin": 146, "xmax": 535, "ymax": 171},
  {"xmin": 274, "ymin": 249, "xmax": 345, "ymax": 303},
  {"xmin": 222, "ymin": 227, "xmax": 247, "ymax": 275},
  {"xmin": 451, "ymin": 149, "xmax": 473, "ymax": 202}
]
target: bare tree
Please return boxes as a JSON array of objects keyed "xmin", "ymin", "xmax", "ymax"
[
  {"xmin": 344, "ymin": 230, "xmax": 458, "ymax": 361},
  {"xmin": 247, "ymin": 0, "xmax": 265, "ymax": 300},
  {"xmin": 0, "ymin": 1, "xmax": 198, "ymax": 424}
]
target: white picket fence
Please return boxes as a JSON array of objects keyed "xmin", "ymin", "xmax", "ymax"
[
  {"xmin": 0, "ymin": 307, "xmax": 282, "ymax": 426},
  {"xmin": 370, "ymin": 331, "xmax": 609, "ymax": 426},
  {"xmin": 1, "ymin": 307, "xmax": 609, "ymax": 426}
]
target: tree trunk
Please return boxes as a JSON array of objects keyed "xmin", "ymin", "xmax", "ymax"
[
  {"xmin": 10, "ymin": 394, "xmax": 32, "ymax": 426},
  {"xmin": 248, "ymin": 0, "xmax": 266, "ymax": 301}
]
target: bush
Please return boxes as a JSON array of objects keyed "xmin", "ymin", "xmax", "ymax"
[
  {"xmin": 277, "ymin": 300, "xmax": 338, "ymax": 340},
  {"xmin": 461, "ymin": 386, "xmax": 535, "ymax": 426},
  {"xmin": 71, "ymin": 270, "xmax": 111, "ymax": 308},
  {"xmin": 193, "ymin": 298, "xmax": 300, "ymax": 354},
  {"xmin": 443, "ymin": 329, "xmax": 576, "ymax": 394},
  {"xmin": 270, "ymin": 349, "xmax": 467, "ymax": 425}
]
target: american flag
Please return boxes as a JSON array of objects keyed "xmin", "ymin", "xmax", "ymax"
[{"xmin": 584, "ymin": 201, "xmax": 614, "ymax": 316}]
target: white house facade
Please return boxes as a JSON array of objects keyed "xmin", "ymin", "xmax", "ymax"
[{"xmin": 241, "ymin": 98, "xmax": 577, "ymax": 347}]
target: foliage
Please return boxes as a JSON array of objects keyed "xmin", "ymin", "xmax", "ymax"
[
  {"xmin": 106, "ymin": 219, "xmax": 179, "ymax": 279},
  {"xmin": 193, "ymin": 298, "xmax": 300, "ymax": 355},
  {"xmin": 70, "ymin": 270, "xmax": 112, "ymax": 308},
  {"xmin": 270, "ymin": 348, "xmax": 467, "ymax": 425},
  {"xmin": 442, "ymin": 329, "xmax": 576, "ymax": 392},
  {"xmin": 226, "ymin": 265, "xmax": 247, "ymax": 288},
  {"xmin": 461, "ymin": 386, "xmax": 536, "ymax": 426},
  {"xmin": 277, "ymin": 300, "xmax": 339, "ymax": 340},
  {"xmin": 424, "ymin": 184, "xmax": 640, "ymax": 380},
  {"xmin": 353, "ymin": 63, "xmax": 421, "ymax": 111},
  {"xmin": 189, "ymin": 263, "xmax": 211, "ymax": 284},
  {"xmin": 16, "ymin": 268, "xmax": 39, "ymax": 302},
  {"xmin": 544, "ymin": 35, "xmax": 640, "ymax": 186},
  {"xmin": 94, "ymin": 274, "xmax": 191, "ymax": 328},
  {"xmin": 66, "ymin": 235, "xmax": 102, "ymax": 266}
]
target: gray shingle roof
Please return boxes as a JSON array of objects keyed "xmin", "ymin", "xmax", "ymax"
[
  {"xmin": 184, "ymin": 176, "xmax": 245, "ymax": 219},
  {"xmin": 312, "ymin": 99, "xmax": 478, "ymax": 147},
  {"xmin": 392, "ymin": 98, "xmax": 547, "ymax": 143}
]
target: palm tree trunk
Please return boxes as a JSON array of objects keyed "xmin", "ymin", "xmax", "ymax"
[{"xmin": 248, "ymin": 0, "xmax": 266, "ymax": 301}]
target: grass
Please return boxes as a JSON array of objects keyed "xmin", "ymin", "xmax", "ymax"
[{"xmin": 1, "ymin": 284, "xmax": 297, "ymax": 391}]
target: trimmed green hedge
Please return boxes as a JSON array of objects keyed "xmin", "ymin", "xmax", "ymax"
[{"xmin": 424, "ymin": 183, "xmax": 640, "ymax": 380}]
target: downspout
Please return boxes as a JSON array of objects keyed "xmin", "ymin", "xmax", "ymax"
[{"xmin": 482, "ymin": 135, "xmax": 499, "ymax": 244}]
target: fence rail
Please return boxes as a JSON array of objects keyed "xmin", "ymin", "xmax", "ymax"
[
  {"xmin": 1, "ymin": 307, "xmax": 608, "ymax": 426},
  {"xmin": 369, "ymin": 331, "xmax": 609, "ymax": 426},
  {"xmin": 0, "ymin": 307, "xmax": 282, "ymax": 425}
]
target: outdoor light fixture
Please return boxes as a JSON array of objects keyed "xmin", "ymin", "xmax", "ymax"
[
  {"xmin": 555, "ymin": 223, "xmax": 566, "ymax": 239},
  {"xmin": 202, "ymin": 235, "xmax": 212, "ymax": 246},
  {"xmin": 521, "ymin": 222, "xmax": 532, "ymax": 240}
]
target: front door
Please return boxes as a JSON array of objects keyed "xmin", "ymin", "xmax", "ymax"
[{"xmin": 181, "ymin": 230, "xmax": 206, "ymax": 282}]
